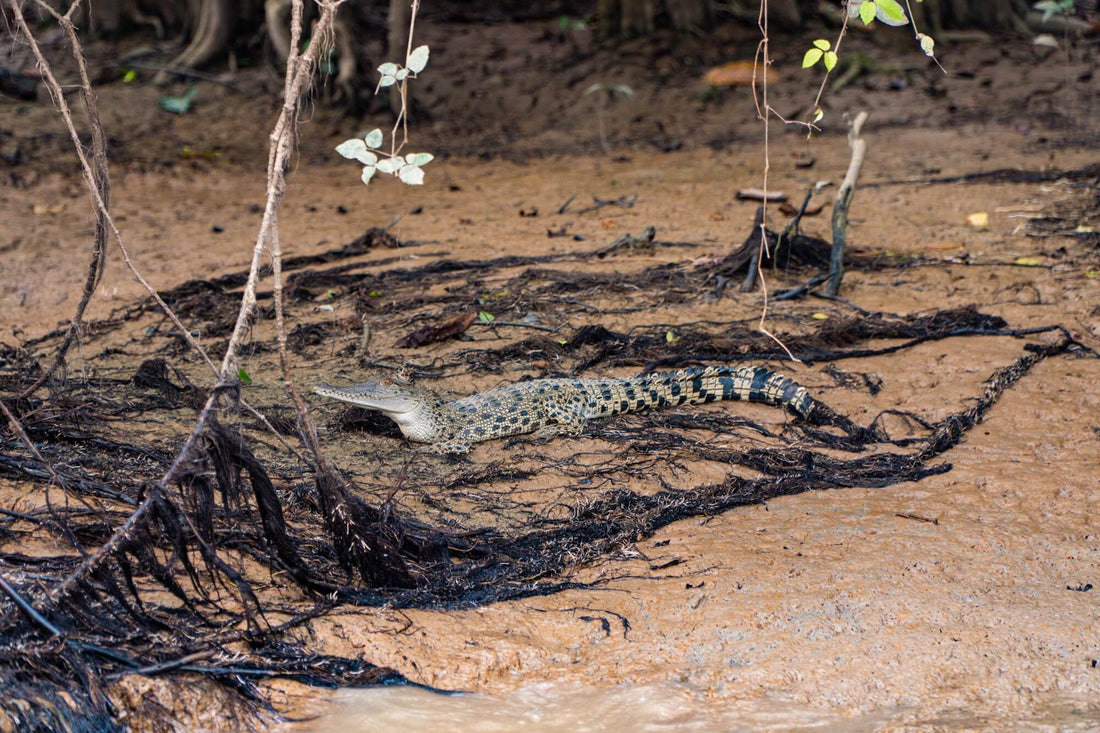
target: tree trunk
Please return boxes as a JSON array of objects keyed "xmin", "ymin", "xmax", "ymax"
[
  {"xmin": 598, "ymin": 0, "xmax": 1031, "ymax": 36},
  {"xmin": 387, "ymin": 0, "xmax": 411, "ymax": 114},
  {"xmin": 599, "ymin": 0, "xmax": 710, "ymax": 38},
  {"xmin": 768, "ymin": 0, "xmax": 801, "ymax": 27},
  {"xmin": 666, "ymin": 0, "xmax": 709, "ymax": 30},
  {"xmin": 622, "ymin": 0, "xmax": 656, "ymax": 36},
  {"xmin": 911, "ymin": 0, "xmax": 1031, "ymax": 32}
]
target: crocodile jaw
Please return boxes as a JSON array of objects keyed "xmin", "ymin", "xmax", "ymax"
[
  {"xmin": 314, "ymin": 383, "xmax": 447, "ymax": 443},
  {"xmin": 388, "ymin": 402, "xmax": 448, "ymax": 442}
]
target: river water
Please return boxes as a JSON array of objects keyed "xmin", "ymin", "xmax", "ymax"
[{"xmin": 292, "ymin": 682, "xmax": 1100, "ymax": 732}]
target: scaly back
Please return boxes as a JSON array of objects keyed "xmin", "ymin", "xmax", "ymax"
[{"xmin": 576, "ymin": 365, "xmax": 813, "ymax": 419}]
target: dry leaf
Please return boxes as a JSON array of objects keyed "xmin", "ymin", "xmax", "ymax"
[
  {"xmin": 703, "ymin": 60, "xmax": 779, "ymax": 87},
  {"xmin": 396, "ymin": 310, "xmax": 477, "ymax": 348},
  {"xmin": 778, "ymin": 200, "xmax": 824, "ymax": 217},
  {"xmin": 967, "ymin": 212, "xmax": 989, "ymax": 228}
]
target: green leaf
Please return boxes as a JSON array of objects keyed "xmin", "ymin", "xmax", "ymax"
[
  {"xmin": 122, "ymin": 69, "xmax": 138, "ymax": 83},
  {"xmin": 377, "ymin": 62, "xmax": 400, "ymax": 77},
  {"xmin": 859, "ymin": 1, "xmax": 877, "ymax": 25},
  {"xmin": 397, "ymin": 164, "xmax": 425, "ymax": 185},
  {"xmin": 395, "ymin": 68, "xmax": 409, "ymax": 81},
  {"xmin": 376, "ymin": 157, "xmax": 404, "ymax": 175},
  {"xmin": 1034, "ymin": 0, "xmax": 1068, "ymax": 22},
  {"xmin": 361, "ymin": 165, "xmax": 376, "ymax": 185},
  {"xmin": 378, "ymin": 75, "xmax": 397, "ymax": 88},
  {"xmin": 374, "ymin": 154, "xmax": 400, "ymax": 171},
  {"xmin": 665, "ymin": 330, "xmax": 678, "ymax": 343},
  {"xmin": 802, "ymin": 48, "xmax": 823, "ymax": 69},
  {"xmin": 812, "ymin": 108, "xmax": 824, "ymax": 123},
  {"xmin": 917, "ymin": 33, "xmax": 935, "ymax": 57},
  {"xmin": 405, "ymin": 152, "xmax": 434, "ymax": 166},
  {"xmin": 478, "ymin": 311, "xmax": 495, "ymax": 323},
  {"xmin": 824, "ymin": 51, "xmax": 838, "ymax": 71},
  {"xmin": 335, "ymin": 139, "xmax": 377, "ymax": 165},
  {"xmin": 336, "ymin": 138, "xmax": 365, "ymax": 159},
  {"xmin": 238, "ymin": 368, "xmax": 252, "ymax": 384},
  {"xmin": 875, "ymin": 0, "xmax": 908, "ymax": 25},
  {"xmin": 159, "ymin": 87, "xmax": 197, "ymax": 115},
  {"xmin": 374, "ymin": 156, "xmax": 404, "ymax": 174},
  {"xmin": 407, "ymin": 45, "xmax": 430, "ymax": 74},
  {"xmin": 364, "ymin": 129, "xmax": 384, "ymax": 149},
  {"xmin": 812, "ymin": 39, "xmax": 831, "ymax": 51}
]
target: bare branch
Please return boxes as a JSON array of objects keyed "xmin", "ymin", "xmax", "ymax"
[{"xmin": 826, "ymin": 111, "xmax": 869, "ymax": 297}]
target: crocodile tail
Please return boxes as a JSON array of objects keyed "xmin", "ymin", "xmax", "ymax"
[{"xmin": 647, "ymin": 365, "xmax": 816, "ymax": 418}]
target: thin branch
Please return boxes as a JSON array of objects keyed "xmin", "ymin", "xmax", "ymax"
[
  {"xmin": 0, "ymin": 397, "xmax": 64, "ymax": 492},
  {"xmin": 0, "ymin": 572, "xmax": 63, "ymax": 637},
  {"xmin": 119, "ymin": 61, "xmax": 253, "ymax": 93},
  {"xmin": 0, "ymin": 395, "xmax": 90, "ymax": 564},
  {"xmin": 15, "ymin": 0, "xmax": 108, "ymax": 398},
  {"xmin": 12, "ymin": 0, "xmax": 219, "ymax": 381},
  {"xmin": 749, "ymin": 1, "xmax": 798, "ymax": 364},
  {"xmin": 826, "ymin": 111, "xmax": 868, "ymax": 297}
]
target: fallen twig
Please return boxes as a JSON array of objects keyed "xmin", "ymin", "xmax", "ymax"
[
  {"xmin": 0, "ymin": 572, "xmax": 63, "ymax": 636},
  {"xmin": 772, "ymin": 273, "xmax": 829, "ymax": 302},
  {"xmin": 595, "ymin": 226, "xmax": 656, "ymax": 258},
  {"xmin": 576, "ymin": 194, "xmax": 637, "ymax": 215},
  {"xmin": 557, "ymin": 193, "xmax": 577, "ymax": 214},
  {"xmin": 119, "ymin": 61, "xmax": 253, "ymax": 94},
  {"xmin": 895, "ymin": 512, "xmax": 939, "ymax": 525}
]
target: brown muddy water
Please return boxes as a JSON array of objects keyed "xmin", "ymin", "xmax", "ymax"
[{"xmin": 295, "ymin": 683, "xmax": 1100, "ymax": 732}]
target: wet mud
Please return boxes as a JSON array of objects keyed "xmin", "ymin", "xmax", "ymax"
[{"xmin": 1, "ymin": 16, "xmax": 1099, "ymax": 731}]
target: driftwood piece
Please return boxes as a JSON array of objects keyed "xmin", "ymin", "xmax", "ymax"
[{"xmin": 827, "ymin": 111, "xmax": 868, "ymax": 297}]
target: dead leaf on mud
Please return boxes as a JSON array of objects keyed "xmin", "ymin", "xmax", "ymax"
[
  {"xmin": 778, "ymin": 200, "xmax": 824, "ymax": 217},
  {"xmin": 703, "ymin": 60, "xmax": 779, "ymax": 86},
  {"xmin": 395, "ymin": 310, "xmax": 477, "ymax": 348},
  {"xmin": 967, "ymin": 211, "xmax": 990, "ymax": 227}
]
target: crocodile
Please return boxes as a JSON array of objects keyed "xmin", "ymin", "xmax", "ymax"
[{"xmin": 314, "ymin": 365, "xmax": 826, "ymax": 455}]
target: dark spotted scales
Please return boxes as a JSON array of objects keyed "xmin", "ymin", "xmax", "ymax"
[{"xmin": 315, "ymin": 365, "xmax": 816, "ymax": 455}]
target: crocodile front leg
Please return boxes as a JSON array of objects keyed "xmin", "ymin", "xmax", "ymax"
[{"xmin": 430, "ymin": 438, "xmax": 473, "ymax": 455}]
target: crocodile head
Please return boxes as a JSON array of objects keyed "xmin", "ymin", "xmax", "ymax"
[{"xmin": 314, "ymin": 379, "xmax": 451, "ymax": 443}]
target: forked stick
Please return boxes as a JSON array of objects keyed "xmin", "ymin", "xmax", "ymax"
[{"xmin": 826, "ymin": 110, "xmax": 868, "ymax": 297}]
